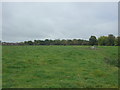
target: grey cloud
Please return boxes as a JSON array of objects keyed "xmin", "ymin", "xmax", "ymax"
[{"xmin": 2, "ymin": 2, "xmax": 118, "ymax": 42}]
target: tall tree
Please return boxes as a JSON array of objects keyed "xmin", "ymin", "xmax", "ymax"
[
  {"xmin": 98, "ymin": 36, "xmax": 108, "ymax": 46},
  {"xmin": 24, "ymin": 41, "xmax": 33, "ymax": 45},
  {"xmin": 107, "ymin": 34, "xmax": 115, "ymax": 46},
  {"xmin": 89, "ymin": 36, "xmax": 97, "ymax": 46},
  {"xmin": 114, "ymin": 36, "xmax": 120, "ymax": 46}
]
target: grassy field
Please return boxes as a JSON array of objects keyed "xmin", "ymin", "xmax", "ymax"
[{"xmin": 2, "ymin": 46, "xmax": 118, "ymax": 88}]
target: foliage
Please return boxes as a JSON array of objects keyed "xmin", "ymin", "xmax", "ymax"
[
  {"xmin": 114, "ymin": 36, "xmax": 120, "ymax": 46},
  {"xmin": 89, "ymin": 36, "xmax": 97, "ymax": 46},
  {"xmin": 24, "ymin": 39, "xmax": 89, "ymax": 46},
  {"xmin": 24, "ymin": 41, "xmax": 33, "ymax": 45},
  {"xmin": 98, "ymin": 36, "xmax": 108, "ymax": 46},
  {"xmin": 2, "ymin": 34, "xmax": 119, "ymax": 46},
  {"xmin": 107, "ymin": 34, "xmax": 115, "ymax": 46},
  {"xmin": 98, "ymin": 34, "xmax": 118, "ymax": 46},
  {"xmin": 22, "ymin": 34, "xmax": 119, "ymax": 46}
]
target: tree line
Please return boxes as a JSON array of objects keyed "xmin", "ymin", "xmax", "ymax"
[{"xmin": 23, "ymin": 34, "xmax": 119, "ymax": 46}]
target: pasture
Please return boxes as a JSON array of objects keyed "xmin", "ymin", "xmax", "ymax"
[{"xmin": 2, "ymin": 46, "xmax": 118, "ymax": 88}]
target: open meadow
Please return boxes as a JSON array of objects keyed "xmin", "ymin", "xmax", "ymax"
[{"xmin": 2, "ymin": 46, "xmax": 118, "ymax": 88}]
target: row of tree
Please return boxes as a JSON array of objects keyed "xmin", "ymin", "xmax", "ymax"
[
  {"xmin": 89, "ymin": 34, "xmax": 120, "ymax": 46},
  {"xmin": 24, "ymin": 39, "xmax": 89, "ymax": 45},
  {"xmin": 23, "ymin": 34, "xmax": 119, "ymax": 46}
]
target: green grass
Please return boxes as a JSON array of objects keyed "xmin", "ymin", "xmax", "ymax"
[
  {"xmin": 2, "ymin": 46, "xmax": 118, "ymax": 88},
  {"xmin": 0, "ymin": 45, "xmax": 2, "ymax": 89}
]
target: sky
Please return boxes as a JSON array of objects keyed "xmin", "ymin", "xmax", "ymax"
[{"xmin": 2, "ymin": 2, "xmax": 118, "ymax": 42}]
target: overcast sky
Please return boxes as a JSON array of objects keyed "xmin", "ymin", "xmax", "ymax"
[{"xmin": 2, "ymin": 2, "xmax": 118, "ymax": 42}]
